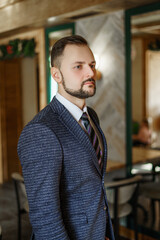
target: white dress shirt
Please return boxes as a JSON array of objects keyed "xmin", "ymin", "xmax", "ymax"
[{"xmin": 56, "ymin": 92, "xmax": 87, "ymax": 122}]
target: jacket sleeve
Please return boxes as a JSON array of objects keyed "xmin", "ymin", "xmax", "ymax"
[{"xmin": 17, "ymin": 123, "xmax": 70, "ymax": 240}]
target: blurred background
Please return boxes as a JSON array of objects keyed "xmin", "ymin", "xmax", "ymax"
[{"xmin": 0, "ymin": 0, "xmax": 160, "ymax": 239}]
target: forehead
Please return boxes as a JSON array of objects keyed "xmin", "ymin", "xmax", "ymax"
[{"xmin": 61, "ymin": 44, "xmax": 95, "ymax": 63}]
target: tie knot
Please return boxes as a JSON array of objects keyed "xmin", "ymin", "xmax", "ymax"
[
  {"xmin": 80, "ymin": 112, "xmax": 90, "ymax": 130},
  {"xmin": 81, "ymin": 112, "xmax": 88, "ymax": 120}
]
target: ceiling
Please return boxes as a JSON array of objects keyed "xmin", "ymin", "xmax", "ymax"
[
  {"xmin": 132, "ymin": 9, "xmax": 160, "ymax": 36},
  {"xmin": 0, "ymin": 0, "xmax": 24, "ymax": 9},
  {"xmin": 0, "ymin": 0, "xmax": 160, "ymax": 38}
]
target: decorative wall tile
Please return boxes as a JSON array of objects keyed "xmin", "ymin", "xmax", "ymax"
[{"xmin": 76, "ymin": 11, "xmax": 126, "ymax": 162}]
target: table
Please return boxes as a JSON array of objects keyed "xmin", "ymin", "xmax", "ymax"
[
  {"xmin": 107, "ymin": 147, "xmax": 160, "ymax": 172},
  {"xmin": 132, "ymin": 147, "xmax": 160, "ymax": 164}
]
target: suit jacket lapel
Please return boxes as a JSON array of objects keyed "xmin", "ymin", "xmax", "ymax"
[{"xmin": 50, "ymin": 97, "xmax": 104, "ymax": 176}]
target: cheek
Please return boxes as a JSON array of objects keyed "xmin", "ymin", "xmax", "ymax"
[
  {"xmin": 67, "ymin": 71, "xmax": 83, "ymax": 82},
  {"xmin": 63, "ymin": 69, "xmax": 78, "ymax": 79},
  {"xmin": 62, "ymin": 68, "xmax": 84, "ymax": 86}
]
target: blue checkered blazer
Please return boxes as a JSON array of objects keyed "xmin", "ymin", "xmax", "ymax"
[{"xmin": 17, "ymin": 97, "xmax": 115, "ymax": 240}]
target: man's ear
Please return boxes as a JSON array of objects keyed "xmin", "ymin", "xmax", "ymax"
[{"xmin": 51, "ymin": 67, "xmax": 62, "ymax": 83}]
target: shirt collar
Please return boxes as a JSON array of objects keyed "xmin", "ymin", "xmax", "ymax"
[{"xmin": 56, "ymin": 92, "xmax": 87, "ymax": 122}]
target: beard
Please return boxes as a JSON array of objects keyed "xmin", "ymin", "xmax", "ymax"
[{"xmin": 60, "ymin": 71, "xmax": 96, "ymax": 99}]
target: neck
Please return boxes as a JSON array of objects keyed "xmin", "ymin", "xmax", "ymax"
[{"xmin": 58, "ymin": 90, "xmax": 86, "ymax": 110}]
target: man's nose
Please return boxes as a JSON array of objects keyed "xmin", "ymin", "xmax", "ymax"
[{"xmin": 86, "ymin": 66, "xmax": 95, "ymax": 78}]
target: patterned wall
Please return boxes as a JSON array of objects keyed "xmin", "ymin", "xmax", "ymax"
[{"xmin": 76, "ymin": 11, "xmax": 126, "ymax": 162}]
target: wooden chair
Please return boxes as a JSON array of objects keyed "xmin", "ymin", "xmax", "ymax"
[
  {"xmin": 140, "ymin": 181, "xmax": 160, "ymax": 225},
  {"xmin": 0, "ymin": 225, "xmax": 2, "ymax": 239},
  {"xmin": 105, "ymin": 175, "xmax": 142, "ymax": 240},
  {"xmin": 11, "ymin": 173, "xmax": 29, "ymax": 240},
  {"xmin": 132, "ymin": 162, "xmax": 160, "ymax": 223}
]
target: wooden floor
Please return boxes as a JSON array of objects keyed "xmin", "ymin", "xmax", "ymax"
[{"xmin": 119, "ymin": 226, "xmax": 157, "ymax": 240}]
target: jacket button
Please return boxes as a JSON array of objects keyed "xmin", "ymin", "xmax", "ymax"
[{"xmin": 104, "ymin": 206, "xmax": 106, "ymax": 211}]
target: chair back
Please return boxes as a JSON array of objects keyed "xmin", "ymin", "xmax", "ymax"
[
  {"xmin": 105, "ymin": 175, "xmax": 142, "ymax": 203},
  {"xmin": 105, "ymin": 175, "xmax": 142, "ymax": 240},
  {"xmin": 131, "ymin": 162, "xmax": 160, "ymax": 182},
  {"xmin": 11, "ymin": 172, "xmax": 29, "ymax": 212},
  {"xmin": 106, "ymin": 184, "xmax": 137, "ymax": 204},
  {"xmin": 0, "ymin": 225, "xmax": 2, "ymax": 239}
]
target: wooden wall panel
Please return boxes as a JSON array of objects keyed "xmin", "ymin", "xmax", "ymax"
[
  {"xmin": 146, "ymin": 51, "xmax": 160, "ymax": 131},
  {"xmin": 0, "ymin": 62, "xmax": 7, "ymax": 182},
  {"xmin": 0, "ymin": 59, "xmax": 22, "ymax": 181},
  {"xmin": 132, "ymin": 38, "xmax": 145, "ymax": 123},
  {"xmin": 0, "ymin": 29, "xmax": 46, "ymax": 111}
]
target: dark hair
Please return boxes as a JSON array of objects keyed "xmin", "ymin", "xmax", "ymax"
[{"xmin": 51, "ymin": 35, "xmax": 88, "ymax": 67}]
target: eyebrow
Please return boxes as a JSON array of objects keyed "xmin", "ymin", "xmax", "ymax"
[{"xmin": 73, "ymin": 61, "xmax": 96, "ymax": 65}]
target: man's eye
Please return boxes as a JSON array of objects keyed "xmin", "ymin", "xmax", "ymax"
[
  {"xmin": 75, "ymin": 65, "xmax": 82, "ymax": 69},
  {"xmin": 91, "ymin": 65, "xmax": 95, "ymax": 69}
]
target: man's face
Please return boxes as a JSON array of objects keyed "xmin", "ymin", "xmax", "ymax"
[{"xmin": 59, "ymin": 44, "xmax": 96, "ymax": 99}]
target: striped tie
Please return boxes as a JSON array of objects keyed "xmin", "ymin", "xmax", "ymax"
[{"xmin": 80, "ymin": 112, "xmax": 103, "ymax": 171}]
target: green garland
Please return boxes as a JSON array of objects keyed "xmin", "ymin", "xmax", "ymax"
[{"xmin": 0, "ymin": 38, "xmax": 36, "ymax": 60}]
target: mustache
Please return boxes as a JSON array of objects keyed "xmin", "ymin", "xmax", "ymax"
[{"xmin": 82, "ymin": 78, "xmax": 95, "ymax": 85}]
